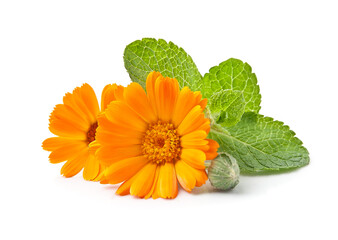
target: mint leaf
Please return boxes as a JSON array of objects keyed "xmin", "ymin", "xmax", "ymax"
[
  {"xmin": 209, "ymin": 112, "xmax": 310, "ymax": 173},
  {"xmin": 123, "ymin": 38, "xmax": 202, "ymax": 90},
  {"xmin": 209, "ymin": 90, "xmax": 245, "ymax": 127},
  {"xmin": 202, "ymin": 58, "xmax": 261, "ymax": 113}
]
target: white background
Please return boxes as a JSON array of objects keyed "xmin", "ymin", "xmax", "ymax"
[{"xmin": 1, "ymin": 0, "xmax": 337, "ymax": 239}]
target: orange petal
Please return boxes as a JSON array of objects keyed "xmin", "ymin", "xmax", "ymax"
[
  {"xmin": 79, "ymin": 83, "xmax": 100, "ymax": 120},
  {"xmin": 177, "ymin": 105, "xmax": 209, "ymax": 136},
  {"xmin": 92, "ymin": 164, "xmax": 106, "ymax": 182},
  {"xmin": 62, "ymin": 93, "xmax": 91, "ymax": 126},
  {"xmin": 97, "ymin": 145, "xmax": 142, "ymax": 166},
  {"xmin": 144, "ymin": 166, "xmax": 160, "ymax": 199},
  {"xmin": 48, "ymin": 141, "xmax": 87, "ymax": 164},
  {"xmin": 67, "ymin": 84, "xmax": 98, "ymax": 124},
  {"xmin": 103, "ymin": 156, "xmax": 149, "ymax": 184},
  {"xmin": 49, "ymin": 104, "xmax": 89, "ymax": 132},
  {"xmin": 181, "ymin": 130, "xmax": 207, "ymax": 141},
  {"xmin": 95, "ymin": 130, "xmax": 142, "ymax": 147},
  {"xmin": 61, "ymin": 84, "xmax": 100, "ymax": 126},
  {"xmin": 154, "ymin": 163, "xmax": 178, "ymax": 199},
  {"xmin": 130, "ymin": 163, "xmax": 157, "ymax": 198},
  {"xmin": 205, "ymin": 139, "xmax": 219, "ymax": 160},
  {"xmin": 113, "ymin": 85, "xmax": 125, "ymax": 101},
  {"xmin": 154, "ymin": 76, "xmax": 180, "ymax": 122},
  {"xmin": 199, "ymin": 120, "xmax": 211, "ymax": 135},
  {"xmin": 199, "ymin": 98, "xmax": 208, "ymax": 110},
  {"xmin": 172, "ymin": 87, "xmax": 202, "ymax": 127},
  {"xmin": 101, "ymin": 84, "xmax": 124, "ymax": 111},
  {"xmin": 115, "ymin": 174, "xmax": 138, "ymax": 196},
  {"xmin": 175, "ymin": 160, "xmax": 208, "ymax": 191},
  {"xmin": 180, "ymin": 149, "xmax": 206, "ymax": 170},
  {"xmin": 124, "ymin": 82, "xmax": 157, "ymax": 123},
  {"xmin": 181, "ymin": 130, "xmax": 208, "ymax": 148},
  {"xmin": 146, "ymin": 71, "xmax": 162, "ymax": 117},
  {"xmin": 88, "ymin": 140, "xmax": 100, "ymax": 155},
  {"xmin": 105, "ymin": 101, "xmax": 147, "ymax": 132},
  {"xmin": 175, "ymin": 160, "xmax": 196, "ymax": 192},
  {"xmin": 42, "ymin": 137, "xmax": 76, "ymax": 151},
  {"xmin": 49, "ymin": 116, "xmax": 87, "ymax": 140},
  {"xmin": 83, "ymin": 154, "xmax": 100, "ymax": 181},
  {"xmin": 61, "ymin": 149, "xmax": 88, "ymax": 177},
  {"xmin": 97, "ymin": 115, "xmax": 144, "ymax": 137},
  {"xmin": 193, "ymin": 168, "xmax": 208, "ymax": 187}
]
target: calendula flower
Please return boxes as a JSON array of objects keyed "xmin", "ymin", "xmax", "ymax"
[
  {"xmin": 42, "ymin": 83, "xmax": 124, "ymax": 180},
  {"xmin": 96, "ymin": 72, "xmax": 219, "ymax": 199}
]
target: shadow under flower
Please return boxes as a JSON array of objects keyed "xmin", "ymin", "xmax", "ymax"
[
  {"xmin": 191, "ymin": 165, "xmax": 309, "ymax": 196},
  {"xmin": 191, "ymin": 181, "xmax": 243, "ymax": 195}
]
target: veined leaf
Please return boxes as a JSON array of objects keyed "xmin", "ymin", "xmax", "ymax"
[
  {"xmin": 202, "ymin": 58, "xmax": 261, "ymax": 113},
  {"xmin": 209, "ymin": 112, "xmax": 310, "ymax": 173},
  {"xmin": 123, "ymin": 38, "xmax": 202, "ymax": 90},
  {"xmin": 209, "ymin": 90, "xmax": 245, "ymax": 127}
]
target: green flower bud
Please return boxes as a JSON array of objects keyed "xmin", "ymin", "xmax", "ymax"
[{"xmin": 207, "ymin": 153, "xmax": 240, "ymax": 191}]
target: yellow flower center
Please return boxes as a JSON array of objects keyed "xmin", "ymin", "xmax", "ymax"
[
  {"xmin": 87, "ymin": 122, "xmax": 98, "ymax": 144},
  {"xmin": 142, "ymin": 121, "xmax": 181, "ymax": 165}
]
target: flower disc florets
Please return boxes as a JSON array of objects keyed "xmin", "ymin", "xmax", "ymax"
[{"xmin": 142, "ymin": 121, "xmax": 181, "ymax": 165}]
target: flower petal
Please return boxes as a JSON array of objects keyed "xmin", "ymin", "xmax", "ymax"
[
  {"xmin": 101, "ymin": 84, "xmax": 124, "ymax": 110},
  {"xmin": 172, "ymin": 87, "xmax": 203, "ymax": 126},
  {"xmin": 42, "ymin": 137, "xmax": 77, "ymax": 151},
  {"xmin": 95, "ymin": 130, "xmax": 142, "ymax": 147},
  {"xmin": 124, "ymin": 82, "xmax": 157, "ymax": 123},
  {"xmin": 115, "ymin": 174, "xmax": 137, "ymax": 196},
  {"xmin": 61, "ymin": 149, "xmax": 88, "ymax": 177},
  {"xmin": 177, "ymin": 105, "xmax": 209, "ymax": 136},
  {"xmin": 105, "ymin": 101, "xmax": 147, "ymax": 132},
  {"xmin": 175, "ymin": 160, "xmax": 208, "ymax": 192},
  {"xmin": 144, "ymin": 166, "xmax": 160, "ymax": 199},
  {"xmin": 103, "ymin": 156, "xmax": 149, "ymax": 184},
  {"xmin": 205, "ymin": 139, "xmax": 219, "ymax": 160},
  {"xmin": 154, "ymin": 76, "xmax": 179, "ymax": 122},
  {"xmin": 174, "ymin": 160, "xmax": 196, "ymax": 192},
  {"xmin": 83, "ymin": 154, "xmax": 100, "ymax": 181},
  {"xmin": 97, "ymin": 115, "xmax": 145, "ymax": 138},
  {"xmin": 154, "ymin": 163, "xmax": 178, "ymax": 199},
  {"xmin": 130, "ymin": 163, "xmax": 157, "ymax": 198},
  {"xmin": 48, "ymin": 141, "xmax": 87, "ymax": 164},
  {"xmin": 181, "ymin": 130, "xmax": 208, "ymax": 148},
  {"xmin": 64, "ymin": 84, "xmax": 98, "ymax": 124},
  {"xmin": 180, "ymin": 149, "xmax": 206, "ymax": 170},
  {"xmin": 199, "ymin": 98, "xmax": 208, "ymax": 110},
  {"xmin": 97, "ymin": 145, "xmax": 142, "ymax": 166},
  {"xmin": 49, "ymin": 104, "xmax": 89, "ymax": 132},
  {"xmin": 146, "ymin": 71, "xmax": 162, "ymax": 117},
  {"xmin": 79, "ymin": 83, "xmax": 100, "ymax": 120},
  {"xmin": 49, "ymin": 113, "xmax": 87, "ymax": 140}
]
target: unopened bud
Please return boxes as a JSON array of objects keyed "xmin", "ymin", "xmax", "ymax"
[{"xmin": 207, "ymin": 153, "xmax": 240, "ymax": 191}]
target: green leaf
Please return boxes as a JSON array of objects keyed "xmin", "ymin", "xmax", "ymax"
[
  {"xmin": 209, "ymin": 90, "xmax": 245, "ymax": 127},
  {"xmin": 123, "ymin": 38, "xmax": 202, "ymax": 90},
  {"xmin": 202, "ymin": 58, "xmax": 261, "ymax": 113},
  {"xmin": 209, "ymin": 112, "xmax": 310, "ymax": 173}
]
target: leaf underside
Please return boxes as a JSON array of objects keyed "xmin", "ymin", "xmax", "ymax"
[{"xmin": 209, "ymin": 112, "xmax": 310, "ymax": 173}]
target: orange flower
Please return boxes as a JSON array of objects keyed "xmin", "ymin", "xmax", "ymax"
[
  {"xmin": 96, "ymin": 72, "xmax": 219, "ymax": 199},
  {"xmin": 42, "ymin": 83, "xmax": 124, "ymax": 180}
]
